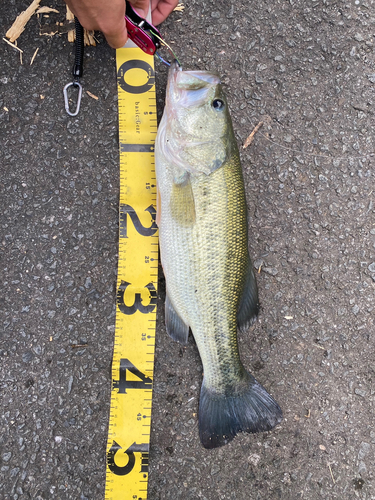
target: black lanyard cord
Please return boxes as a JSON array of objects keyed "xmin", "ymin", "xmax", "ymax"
[
  {"xmin": 72, "ymin": 16, "xmax": 84, "ymax": 82},
  {"xmin": 63, "ymin": 16, "xmax": 84, "ymax": 116}
]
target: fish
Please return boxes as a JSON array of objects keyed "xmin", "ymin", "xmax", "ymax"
[{"xmin": 155, "ymin": 61, "xmax": 282, "ymax": 449}]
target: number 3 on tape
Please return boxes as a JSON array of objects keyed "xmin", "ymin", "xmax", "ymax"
[{"xmin": 105, "ymin": 47, "xmax": 158, "ymax": 500}]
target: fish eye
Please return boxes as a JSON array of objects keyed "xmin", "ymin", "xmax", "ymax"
[{"xmin": 212, "ymin": 98, "xmax": 225, "ymax": 110}]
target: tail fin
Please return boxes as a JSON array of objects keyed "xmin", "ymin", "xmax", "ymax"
[{"xmin": 198, "ymin": 372, "xmax": 282, "ymax": 449}]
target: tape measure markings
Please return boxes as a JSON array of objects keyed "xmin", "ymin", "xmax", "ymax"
[{"xmin": 105, "ymin": 48, "xmax": 158, "ymax": 500}]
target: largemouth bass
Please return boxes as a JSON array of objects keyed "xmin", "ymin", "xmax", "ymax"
[{"xmin": 155, "ymin": 62, "xmax": 282, "ymax": 449}]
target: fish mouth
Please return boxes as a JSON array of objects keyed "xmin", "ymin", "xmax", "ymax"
[
  {"xmin": 167, "ymin": 60, "xmax": 221, "ymax": 107},
  {"xmin": 169, "ymin": 60, "xmax": 220, "ymax": 84}
]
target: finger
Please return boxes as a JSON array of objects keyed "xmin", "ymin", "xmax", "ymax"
[
  {"xmin": 128, "ymin": 0, "xmax": 150, "ymax": 19},
  {"xmin": 151, "ymin": 0, "xmax": 179, "ymax": 25},
  {"xmin": 103, "ymin": 18, "xmax": 129, "ymax": 49}
]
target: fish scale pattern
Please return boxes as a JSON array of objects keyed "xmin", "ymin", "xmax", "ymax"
[{"xmin": 158, "ymin": 126, "xmax": 249, "ymax": 391}]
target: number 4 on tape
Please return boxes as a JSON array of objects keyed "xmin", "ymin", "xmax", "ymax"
[
  {"xmin": 113, "ymin": 359, "xmax": 152, "ymax": 394},
  {"xmin": 105, "ymin": 47, "xmax": 158, "ymax": 500}
]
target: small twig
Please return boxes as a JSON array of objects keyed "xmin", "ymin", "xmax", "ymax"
[
  {"xmin": 328, "ymin": 463, "xmax": 335, "ymax": 484},
  {"xmin": 70, "ymin": 344, "xmax": 88, "ymax": 348},
  {"xmin": 3, "ymin": 37, "xmax": 23, "ymax": 53},
  {"xmin": 30, "ymin": 47, "xmax": 39, "ymax": 65},
  {"xmin": 36, "ymin": 6, "xmax": 59, "ymax": 14},
  {"xmin": 86, "ymin": 90, "xmax": 99, "ymax": 100},
  {"xmin": 243, "ymin": 121, "xmax": 263, "ymax": 149}
]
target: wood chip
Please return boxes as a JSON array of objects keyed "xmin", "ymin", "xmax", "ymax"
[
  {"xmin": 66, "ymin": 6, "xmax": 96, "ymax": 46},
  {"xmin": 319, "ymin": 444, "xmax": 326, "ymax": 451},
  {"xmin": 30, "ymin": 47, "xmax": 39, "ymax": 65},
  {"xmin": 66, "ymin": 5, "xmax": 75, "ymax": 43},
  {"xmin": 36, "ymin": 7, "xmax": 59, "ymax": 14},
  {"xmin": 243, "ymin": 121, "xmax": 263, "ymax": 149},
  {"xmin": 84, "ymin": 30, "xmax": 96, "ymax": 47},
  {"xmin": 66, "ymin": 5, "xmax": 74, "ymax": 20},
  {"xmin": 174, "ymin": 3, "xmax": 185, "ymax": 11},
  {"xmin": 86, "ymin": 91, "xmax": 99, "ymax": 100},
  {"xmin": 6, "ymin": 0, "xmax": 41, "ymax": 42}
]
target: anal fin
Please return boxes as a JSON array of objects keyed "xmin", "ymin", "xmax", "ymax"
[
  {"xmin": 165, "ymin": 294, "xmax": 189, "ymax": 344},
  {"xmin": 237, "ymin": 257, "xmax": 259, "ymax": 332}
]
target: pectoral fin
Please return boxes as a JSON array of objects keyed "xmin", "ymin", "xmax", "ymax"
[
  {"xmin": 237, "ymin": 258, "xmax": 259, "ymax": 332},
  {"xmin": 165, "ymin": 294, "xmax": 189, "ymax": 344},
  {"xmin": 170, "ymin": 173, "xmax": 196, "ymax": 226},
  {"xmin": 156, "ymin": 186, "xmax": 161, "ymax": 227}
]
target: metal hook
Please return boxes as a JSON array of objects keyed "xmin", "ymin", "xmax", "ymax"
[{"xmin": 63, "ymin": 81, "xmax": 82, "ymax": 117}]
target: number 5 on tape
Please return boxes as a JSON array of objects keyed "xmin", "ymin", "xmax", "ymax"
[{"xmin": 105, "ymin": 47, "xmax": 158, "ymax": 500}]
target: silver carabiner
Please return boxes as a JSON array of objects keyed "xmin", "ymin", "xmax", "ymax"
[{"xmin": 63, "ymin": 81, "xmax": 83, "ymax": 117}]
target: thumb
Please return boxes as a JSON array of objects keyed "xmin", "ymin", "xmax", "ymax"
[{"xmin": 128, "ymin": 0, "xmax": 150, "ymax": 19}]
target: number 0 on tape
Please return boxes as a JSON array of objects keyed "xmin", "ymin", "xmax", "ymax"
[{"xmin": 105, "ymin": 48, "xmax": 158, "ymax": 500}]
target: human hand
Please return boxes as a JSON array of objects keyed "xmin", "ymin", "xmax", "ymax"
[
  {"xmin": 63, "ymin": 0, "xmax": 179, "ymax": 49},
  {"xmin": 151, "ymin": 0, "xmax": 179, "ymax": 26}
]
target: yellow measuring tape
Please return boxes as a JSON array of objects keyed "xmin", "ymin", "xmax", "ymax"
[{"xmin": 105, "ymin": 47, "xmax": 158, "ymax": 500}]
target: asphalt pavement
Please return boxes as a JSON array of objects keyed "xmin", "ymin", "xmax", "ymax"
[{"xmin": 1, "ymin": 0, "xmax": 375, "ymax": 499}]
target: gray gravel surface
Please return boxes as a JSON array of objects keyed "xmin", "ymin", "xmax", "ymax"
[{"xmin": 1, "ymin": 1, "xmax": 375, "ymax": 499}]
